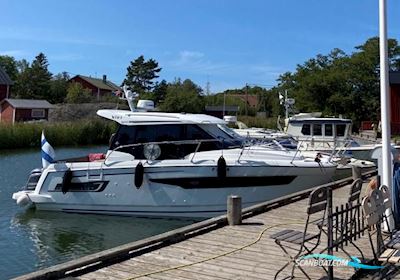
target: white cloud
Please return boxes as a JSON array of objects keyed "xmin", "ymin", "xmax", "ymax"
[{"xmin": 179, "ymin": 50, "xmax": 205, "ymax": 62}]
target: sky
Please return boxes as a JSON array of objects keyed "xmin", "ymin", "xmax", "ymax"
[{"xmin": 0, "ymin": 0, "xmax": 399, "ymax": 93}]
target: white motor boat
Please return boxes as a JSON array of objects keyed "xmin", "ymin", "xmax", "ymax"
[
  {"xmin": 284, "ymin": 113, "xmax": 399, "ymax": 160},
  {"xmin": 13, "ymin": 110, "xmax": 337, "ymax": 219},
  {"xmin": 234, "ymin": 113, "xmax": 376, "ymax": 178}
]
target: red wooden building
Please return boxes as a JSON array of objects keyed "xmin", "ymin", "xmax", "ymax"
[
  {"xmin": 390, "ymin": 71, "xmax": 400, "ymax": 134},
  {"xmin": 69, "ymin": 74, "xmax": 121, "ymax": 100},
  {"xmin": 0, "ymin": 66, "xmax": 13, "ymax": 102},
  {"xmin": 0, "ymin": 99, "xmax": 53, "ymax": 124}
]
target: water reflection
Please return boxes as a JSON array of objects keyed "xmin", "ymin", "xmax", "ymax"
[
  {"xmin": 0, "ymin": 146, "xmax": 193, "ymax": 279},
  {"xmin": 11, "ymin": 209, "xmax": 194, "ymax": 270}
]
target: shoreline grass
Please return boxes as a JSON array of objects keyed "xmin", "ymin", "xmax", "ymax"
[{"xmin": 0, "ymin": 119, "xmax": 117, "ymax": 150}]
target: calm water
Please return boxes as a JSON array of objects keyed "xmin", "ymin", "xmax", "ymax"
[{"xmin": 0, "ymin": 146, "xmax": 193, "ymax": 279}]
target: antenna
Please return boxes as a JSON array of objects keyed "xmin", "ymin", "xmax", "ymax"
[
  {"xmin": 205, "ymin": 77, "xmax": 211, "ymax": 95},
  {"xmin": 122, "ymin": 85, "xmax": 139, "ymax": 112}
]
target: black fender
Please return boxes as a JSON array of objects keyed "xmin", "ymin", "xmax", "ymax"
[
  {"xmin": 61, "ymin": 169, "xmax": 73, "ymax": 194},
  {"xmin": 135, "ymin": 162, "xmax": 144, "ymax": 189},
  {"xmin": 217, "ymin": 156, "xmax": 227, "ymax": 179}
]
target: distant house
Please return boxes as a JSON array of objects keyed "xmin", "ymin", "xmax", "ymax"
[
  {"xmin": 0, "ymin": 99, "xmax": 53, "ymax": 124},
  {"xmin": 390, "ymin": 71, "xmax": 400, "ymax": 134},
  {"xmin": 69, "ymin": 74, "xmax": 121, "ymax": 100},
  {"xmin": 0, "ymin": 66, "xmax": 13, "ymax": 102},
  {"xmin": 204, "ymin": 105, "xmax": 239, "ymax": 119},
  {"xmin": 229, "ymin": 94, "xmax": 259, "ymax": 109}
]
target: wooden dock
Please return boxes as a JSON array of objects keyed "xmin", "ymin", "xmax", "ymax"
[{"xmin": 15, "ymin": 171, "xmax": 392, "ymax": 280}]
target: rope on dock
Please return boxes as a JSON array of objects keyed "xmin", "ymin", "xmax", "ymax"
[{"xmin": 125, "ymin": 220, "xmax": 306, "ymax": 280}]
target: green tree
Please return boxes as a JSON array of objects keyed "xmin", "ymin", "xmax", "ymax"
[
  {"xmin": 160, "ymin": 79, "xmax": 204, "ymax": 113},
  {"xmin": 50, "ymin": 72, "xmax": 70, "ymax": 103},
  {"xmin": 153, "ymin": 79, "xmax": 168, "ymax": 104},
  {"xmin": 16, "ymin": 53, "xmax": 52, "ymax": 100},
  {"xmin": 0, "ymin": 55, "xmax": 18, "ymax": 81},
  {"xmin": 65, "ymin": 82, "xmax": 92, "ymax": 103},
  {"xmin": 14, "ymin": 59, "xmax": 31, "ymax": 98},
  {"xmin": 123, "ymin": 55, "xmax": 161, "ymax": 95},
  {"xmin": 274, "ymin": 37, "xmax": 400, "ymax": 130}
]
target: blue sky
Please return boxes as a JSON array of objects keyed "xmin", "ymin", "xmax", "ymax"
[{"xmin": 1, "ymin": 0, "xmax": 399, "ymax": 92}]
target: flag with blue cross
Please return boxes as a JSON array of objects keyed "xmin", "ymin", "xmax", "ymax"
[{"xmin": 41, "ymin": 131, "xmax": 55, "ymax": 169}]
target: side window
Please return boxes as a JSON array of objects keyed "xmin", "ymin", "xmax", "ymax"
[
  {"xmin": 135, "ymin": 126, "xmax": 156, "ymax": 143},
  {"xmin": 301, "ymin": 124, "xmax": 311, "ymax": 135},
  {"xmin": 336, "ymin": 124, "xmax": 346, "ymax": 137},
  {"xmin": 313, "ymin": 124, "xmax": 322, "ymax": 136},
  {"xmin": 111, "ymin": 126, "xmax": 136, "ymax": 148},
  {"xmin": 325, "ymin": 124, "xmax": 333, "ymax": 136},
  {"xmin": 154, "ymin": 125, "xmax": 182, "ymax": 142}
]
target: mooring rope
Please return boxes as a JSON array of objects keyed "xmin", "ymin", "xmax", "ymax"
[{"xmin": 125, "ymin": 220, "xmax": 306, "ymax": 280}]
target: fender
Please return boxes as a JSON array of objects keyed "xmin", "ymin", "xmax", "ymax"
[
  {"xmin": 61, "ymin": 169, "xmax": 73, "ymax": 194},
  {"xmin": 217, "ymin": 156, "xmax": 227, "ymax": 179},
  {"xmin": 135, "ymin": 162, "xmax": 144, "ymax": 189}
]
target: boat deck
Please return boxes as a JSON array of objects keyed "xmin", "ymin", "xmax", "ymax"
[{"xmin": 16, "ymin": 171, "xmax": 400, "ymax": 280}]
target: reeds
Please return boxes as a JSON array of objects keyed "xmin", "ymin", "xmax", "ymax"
[
  {"xmin": 238, "ymin": 116, "xmax": 278, "ymax": 129},
  {"xmin": 0, "ymin": 119, "xmax": 117, "ymax": 149}
]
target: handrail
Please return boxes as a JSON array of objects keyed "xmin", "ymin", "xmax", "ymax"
[{"xmin": 104, "ymin": 139, "xmax": 224, "ymax": 164}]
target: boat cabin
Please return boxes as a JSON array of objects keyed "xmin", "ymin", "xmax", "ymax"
[
  {"xmin": 98, "ymin": 110, "xmax": 243, "ymax": 160},
  {"xmin": 286, "ymin": 117, "xmax": 352, "ymax": 142}
]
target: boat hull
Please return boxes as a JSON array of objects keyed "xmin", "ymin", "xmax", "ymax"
[{"xmin": 14, "ymin": 162, "xmax": 336, "ymax": 218}]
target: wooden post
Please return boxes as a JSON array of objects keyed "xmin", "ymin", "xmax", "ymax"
[
  {"xmin": 352, "ymin": 165, "xmax": 362, "ymax": 181},
  {"xmin": 227, "ymin": 195, "xmax": 242, "ymax": 225}
]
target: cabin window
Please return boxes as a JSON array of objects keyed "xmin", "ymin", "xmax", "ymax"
[
  {"xmin": 111, "ymin": 124, "xmax": 222, "ymax": 159},
  {"xmin": 325, "ymin": 124, "xmax": 333, "ymax": 136},
  {"xmin": 31, "ymin": 109, "xmax": 45, "ymax": 118},
  {"xmin": 112, "ymin": 125, "xmax": 136, "ymax": 148},
  {"xmin": 301, "ymin": 124, "xmax": 311, "ymax": 135},
  {"xmin": 336, "ymin": 124, "xmax": 346, "ymax": 137},
  {"xmin": 313, "ymin": 124, "xmax": 322, "ymax": 136},
  {"xmin": 133, "ymin": 124, "xmax": 182, "ymax": 143}
]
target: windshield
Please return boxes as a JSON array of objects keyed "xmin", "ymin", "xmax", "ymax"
[{"xmin": 217, "ymin": 124, "xmax": 243, "ymax": 139}]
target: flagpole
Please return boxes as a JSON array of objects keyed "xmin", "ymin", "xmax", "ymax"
[{"xmin": 379, "ymin": 0, "xmax": 392, "ymax": 192}]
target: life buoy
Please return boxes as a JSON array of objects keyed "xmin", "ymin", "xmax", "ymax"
[
  {"xmin": 217, "ymin": 156, "xmax": 227, "ymax": 179},
  {"xmin": 135, "ymin": 162, "xmax": 144, "ymax": 189},
  {"xmin": 62, "ymin": 169, "xmax": 73, "ymax": 194}
]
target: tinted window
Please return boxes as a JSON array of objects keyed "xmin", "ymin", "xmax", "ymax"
[
  {"xmin": 313, "ymin": 124, "xmax": 322, "ymax": 136},
  {"xmin": 301, "ymin": 124, "xmax": 311, "ymax": 135},
  {"xmin": 111, "ymin": 124, "xmax": 220, "ymax": 159},
  {"xmin": 336, "ymin": 124, "xmax": 346, "ymax": 137},
  {"xmin": 130, "ymin": 124, "xmax": 183, "ymax": 142},
  {"xmin": 325, "ymin": 124, "xmax": 333, "ymax": 136},
  {"xmin": 111, "ymin": 126, "xmax": 136, "ymax": 149}
]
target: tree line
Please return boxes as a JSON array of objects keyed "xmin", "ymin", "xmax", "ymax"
[{"xmin": 1, "ymin": 36, "xmax": 399, "ymax": 128}]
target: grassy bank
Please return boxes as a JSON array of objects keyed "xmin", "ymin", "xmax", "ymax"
[
  {"xmin": 238, "ymin": 116, "xmax": 278, "ymax": 129},
  {"xmin": 0, "ymin": 119, "xmax": 117, "ymax": 150}
]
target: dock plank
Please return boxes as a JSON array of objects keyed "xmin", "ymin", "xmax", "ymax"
[{"xmin": 75, "ymin": 177, "xmax": 375, "ymax": 280}]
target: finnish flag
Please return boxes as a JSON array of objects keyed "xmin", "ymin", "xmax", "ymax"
[{"xmin": 41, "ymin": 131, "xmax": 55, "ymax": 169}]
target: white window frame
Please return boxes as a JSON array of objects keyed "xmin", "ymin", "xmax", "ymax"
[{"xmin": 31, "ymin": 109, "xmax": 45, "ymax": 118}]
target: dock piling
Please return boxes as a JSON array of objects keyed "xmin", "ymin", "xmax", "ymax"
[{"xmin": 227, "ymin": 195, "xmax": 242, "ymax": 225}]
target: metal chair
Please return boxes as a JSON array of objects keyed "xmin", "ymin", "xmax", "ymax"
[
  {"xmin": 270, "ymin": 186, "xmax": 328, "ymax": 280},
  {"xmin": 316, "ymin": 178, "xmax": 365, "ymax": 261},
  {"xmin": 362, "ymin": 189, "xmax": 385, "ymax": 262}
]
